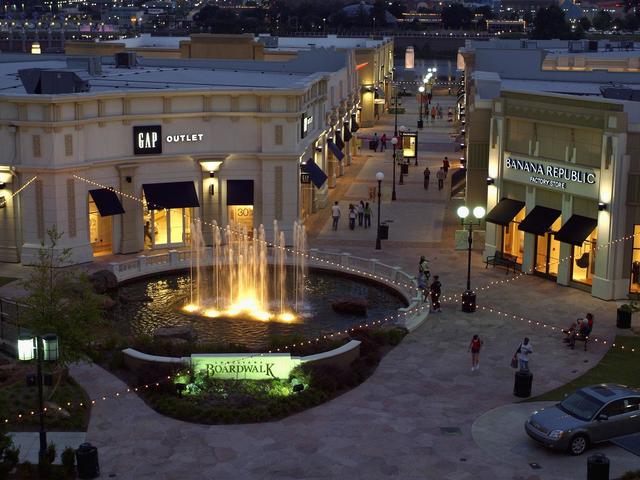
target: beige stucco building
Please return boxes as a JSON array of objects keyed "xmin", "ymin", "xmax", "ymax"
[
  {"xmin": 458, "ymin": 39, "xmax": 640, "ymax": 300},
  {"xmin": 0, "ymin": 50, "xmax": 360, "ymax": 265}
]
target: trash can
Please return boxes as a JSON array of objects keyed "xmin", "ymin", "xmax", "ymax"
[
  {"xmin": 369, "ymin": 140, "xmax": 376, "ymax": 151},
  {"xmin": 417, "ymin": 119, "xmax": 424, "ymax": 129},
  {"xmin": 616, "ymin": 308, "xmax": 631, "ymax": 329},
  {"xmin": 401, "ymin": 163, "xmax": 409, "ymax": 174},
  {"xmin": 587, "ymin": 453, "xmax": 609, "ymax": 480},
  {"xmin": 378, "ymin": 223, "xmax": 389, "ymax": 240},
  {"xmin": 76, "ymin": 443, "xmax": 100, "ymax": 479},
  {"xmin": 513, "ymin": 370, "xmax": 533, "ymax": 398}
]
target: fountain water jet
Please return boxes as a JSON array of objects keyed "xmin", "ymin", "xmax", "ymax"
[{"xmin": 183, "ymin": 220, "xmax": 307, "ymax": 322}]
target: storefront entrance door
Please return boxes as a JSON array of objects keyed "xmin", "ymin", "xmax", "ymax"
[
  {"xmin": 143, "ymin": 206, "xmax": 192, "ymax": 249},
  {"xmin": 534, "ymin": 232, "xmax": 560, "ymax": 277},
  {"xmin": 89, "ymin": 197, "xmax": 112, "ymax": 256}
]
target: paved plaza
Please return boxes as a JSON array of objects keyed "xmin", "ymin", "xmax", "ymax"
[{"xmin": 3, "ymin": 93, "xmax": 639, "ymax": 479}]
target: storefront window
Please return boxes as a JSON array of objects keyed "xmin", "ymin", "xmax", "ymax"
[
  {"xmin": 88, "ymin": 197, "xmax": 112, "ymax": 256},
  {"xmin": 228, "ymin": 205, "xmax": 254, "ymax": 232},
  {"xmin": 571, "ymin": 228, "xmax": 597, "ymax": 285},
  {"xmin": 502, "ymin": 208, "xmax": 525, "ymax": 263},
  {"xmin": 535, "ymin": 217, "xmax": 562, "ymax": 277},
  {"xmin": 630, "ymin": 225, "xmax": 640, "ymax": 293},
  {"xmin": 142, "ymin": 197, "xmax": 192, "ymax": 248}
]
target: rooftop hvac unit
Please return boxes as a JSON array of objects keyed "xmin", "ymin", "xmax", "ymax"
[
  {"xmin": 66, "ymin": 56, "xmax": 102, "ymax": 76},
  {"xmin": 115, "ymin": 52, "xmax": 137, "ymax": 69},
  {"xmin": 18, "ymin": 69, "xmax": 89, "ymax": 94}
]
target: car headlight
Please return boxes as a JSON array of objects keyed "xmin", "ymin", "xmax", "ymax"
[{"xmin": 548, "ymin": 430, "xmax": 564, "ymax": 440}]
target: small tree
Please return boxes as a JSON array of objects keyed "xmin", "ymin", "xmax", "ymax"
[
  {"xmin": 20, "ymin": 227, "xmax": 104, "ymax": 394},
  {"xmin": 0, "ymin": 430, "xmax": 19, "ymax": 477},
  {"xmin": 592, "ymin": 10, "xmax": 613, "ymax": 32},
  {"xmin": 531, "ymin": 5, "xmax": 572, "ymax": 39}
]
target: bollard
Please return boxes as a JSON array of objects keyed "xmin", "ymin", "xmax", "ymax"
[{"xmin": 586, "ymin": 453, "xmax": 609, "ymax": 480}]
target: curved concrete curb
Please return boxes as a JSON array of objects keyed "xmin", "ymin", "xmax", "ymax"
[{"xmin": 471, "ymin": 401, "xmax": 639, "ymax": 480}]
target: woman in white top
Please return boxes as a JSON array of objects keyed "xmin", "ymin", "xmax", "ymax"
[{"xmin": 518, "ymin": 337, "xmax": 533, "ymax": 371}]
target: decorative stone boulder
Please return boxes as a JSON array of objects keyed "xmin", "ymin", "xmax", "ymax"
[
  {"xmin": 89, "ymin": 270, "xmax": 118, "ymax": 294},
  {"xmin": 153, "ymin": 325, "xmax": 196, "ymax": 342},
  {"xmin": 331, "ymin": 298, "xmax": 368, "ymax": 316}
]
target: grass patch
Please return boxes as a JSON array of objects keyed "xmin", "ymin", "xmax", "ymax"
[
  {"xmin": 530, "ymin": 335, "xmax": 640, "ymax": 402},
  {"xmin": 0, "ymin": 277, "xmax": 16, "ymax": 287},
  {"xmin": 0, "ymin": 373, "xmax": 91, "ymax": 432}
]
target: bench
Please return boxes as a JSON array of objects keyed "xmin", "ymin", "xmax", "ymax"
[
  {"xmin": 485, "ymin": 251, "xmax": 518, "ymax": 274},
  {"xmin": 570, "ymin": 329, "xmax": 592, "ymax": 351}
]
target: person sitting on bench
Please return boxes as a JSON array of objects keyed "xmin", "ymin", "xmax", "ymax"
[{"xmin": 569, "ymin": 314, "xmax": 593, "ymax": 349}]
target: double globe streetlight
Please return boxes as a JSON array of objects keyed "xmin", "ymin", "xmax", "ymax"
[
  {"xmin": 375, "ymin": 171, "xmax": 384, "ymax": 250},
  {"xmin": 17, "ymin": 333, "xmax": 60, "ymax": 464},
  {"xmin": 457, "ymin": 205, "xmax": 485, "ymax": 313}
]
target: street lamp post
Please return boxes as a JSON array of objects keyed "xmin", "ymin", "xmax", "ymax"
[
  {"xmin": 418, "ymin": 85, "xmax": 425, "ymax": 129},
  {"xmin": 391, "ymin": 136, "xmax": 398, "ymax": 201},
  {"xmin": 375, "ymin": 171, "xmax": 384, "ymax": 250},
  {"xmin": 18, "ymin": 333, "xmax": 59, "ymax": 464},
  {"xmin": 456, "ymin": 205, "xmax": 486, "ymax": 313}
]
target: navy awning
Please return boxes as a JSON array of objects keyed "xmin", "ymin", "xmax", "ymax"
[
  {"xmin": 327, "ymin": 140, "xmax": 345, "ymax": 161},
  {"xmin": 227, "ymin": 179, "xmax": 254, "ymax": 206},
  {"xmin": 89, "ymin": 188, "xmax": 125, "ymax": 216},
  {"xmin": 343, "ymin": 123, "xmax": 352, "ymax": 142},
  {"xmin": 485, "ymin": 198, "xmax": 525, "ymax": 226},
  {"xmin": 351, "ymin": 115, "xmax": 359, "ymax": 132},
  {"xmin": 518, "ymin": 206, "xmax": 561, "ymax": 236},
  {"xmin": 335, "ymin": 132, "xmax": 345, "ymax": 151},
  {"xmin": 554, "ymin": 215, "xmax": 597, "ymax": 246},
  {"xmin": 142, "ymin": 181, "xmax": 199, "ymax": 210},
  {"xmin": 301, "ymin": 159, "xmax": 328, "ymax": 188}
]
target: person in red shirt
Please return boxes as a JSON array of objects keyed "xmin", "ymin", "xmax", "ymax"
[{"xmin": 468, "ymin": 334, "xmax": 483, "ymax": 372}]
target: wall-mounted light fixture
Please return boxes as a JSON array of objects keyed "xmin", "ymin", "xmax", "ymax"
[
  {"xmin": 598, "ymin": 202, "xmax": 607, "ymax": 211},
  {"xmin": 0, "ymin": 196, "xmax": 6, "ymax": 208},
  {"xmin": 315, "ymin": 146, "xmax": 323, "ymax": 152},
  {"xmin": 486, "ymin": 177, "xmax": 495, "ymax": 186},
  {"xmin": 209, "ymin": 171, "xmax": 215, "ymax": 178},
  {"xmin": 125, "ymin": 176, "xmax": 132, "ymax": 183},
  {"xmin": 0, "ymin": 182, "xmax": 5, "ymax": 189}
]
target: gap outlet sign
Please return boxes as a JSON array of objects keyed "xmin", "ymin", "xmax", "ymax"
[
  {"xmin": 133, "ymin": 125, "xmax": 162, "ymax": 155},
  {"xmin": 503, "ymin": 155, "xmax": 600, "ymax": 198},
  {"xmin": 133, "ymin": 126, "xmax": 206, "ymax": 155},
  {"xmin": 191, "ymin": 353, "xmax": 301, "ymax": 380}
]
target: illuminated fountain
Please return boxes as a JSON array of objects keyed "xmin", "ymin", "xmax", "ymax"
[{"xmin": 184, "ymin": 220, "xmax": 307, "ymax": 322}]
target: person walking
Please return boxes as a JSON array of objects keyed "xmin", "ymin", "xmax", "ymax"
[
  {"xmin": 418, "ymin": 255, "xmax": 430, "ymax": 282},
  {"xmin": 468, "ymin": 334, "xmax": 483, "ymax": 371},
  {"xmin": 518, "ymin": 337, "xmax": 533, "ymax": 371},
  {"xmin": 443, "ymin": 156, "xmax": 450, "ymax": 176},
  {"xmin": 436, "ymin": 167, "xmax": 445, "ymax": 191},
  {"xmin": 372, "ymin": 132, "xmax": 379, "ymax": 152},
  {"xmin": 331, "ymin": 201, "xmax": 341, "ymax": 231},
  {"xmin": 437, "ymin": 103, "xmax": 443, "ymax": 119},
  {"xmin": 380, "ymin": 133, "xmax": 387, "ymax": 152},
  {"xmin": 430, "ymin": 275, "xmax": 442, "ymax": 312},
  {"xmin": 357, "ymin": 200, "xmax": 365, "ymax": 227},
  {"xmin": 364, "ymin": 202, "xmax": 372, "ymax": 228},
  {"xmin": 348, "ymin": 204, "xmax": 356, "ymax": 230},
  {"xmin": 423, "ymin": 166, "xmax": 430, "ymax": 189},
  {"xmin": 430, "ymin": 105, "xmax": 437, "ymax": 123}
]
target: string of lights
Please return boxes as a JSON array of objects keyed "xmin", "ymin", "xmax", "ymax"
[{"xmin": 0, "ymin": 176, "xmax": 37, "ymax": 208}]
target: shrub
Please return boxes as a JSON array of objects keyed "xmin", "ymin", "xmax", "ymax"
[
  {"xmin": 46, "ymin": 442, "xmax": 57, "ymax": 464},
  {"xmin": 622, "ymin": 471, "xmax": 640, "ymax": 480},
  {"xmin": 61, "ymin": 447, "xmax": 76, "ymax": 475}
]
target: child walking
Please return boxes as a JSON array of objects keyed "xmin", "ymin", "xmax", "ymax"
[{"xmin": 468, "ymin": 334, "xmax": 483, "ymax": 371}]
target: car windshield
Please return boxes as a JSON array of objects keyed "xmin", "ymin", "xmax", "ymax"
[{"xmin": 559, "ymin": 391, "xmax": 605, "ymax": 421}]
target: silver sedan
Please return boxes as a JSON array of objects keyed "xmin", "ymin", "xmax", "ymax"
[{"xmin": 525, "ymin": 384, "xmax": 640, "ymax": 455}]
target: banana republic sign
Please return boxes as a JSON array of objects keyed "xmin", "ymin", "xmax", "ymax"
[
  {"xmin": 503, "ymin": 155, "xmax": 600, "ymax": 199},
  {"xmin": 191, "ymin": 353, "xmax": 301, "ymax": 380}
]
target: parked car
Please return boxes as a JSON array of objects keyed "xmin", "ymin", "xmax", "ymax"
[{"xmin": 525, "ymin": 384, "xmax": 640, "ymax": 455}]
